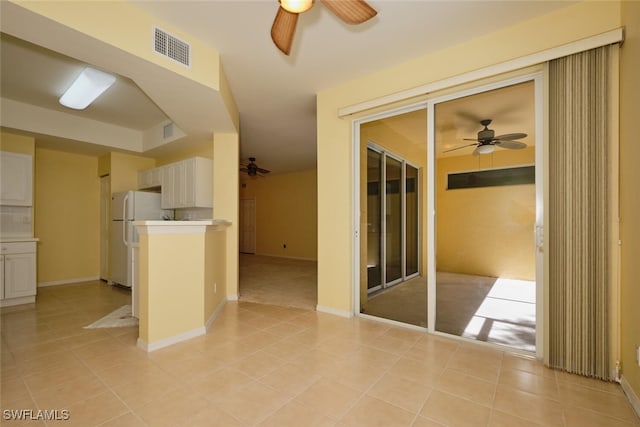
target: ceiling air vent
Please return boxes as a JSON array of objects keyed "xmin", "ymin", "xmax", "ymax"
[{"xmin": 153, "ymin": 27, "xmax": 190, "ymax": 67}]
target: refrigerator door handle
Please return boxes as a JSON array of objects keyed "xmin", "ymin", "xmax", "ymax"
[{"xmin": 122, "ymin": 193, "xmax": 129, "ymax": 246}]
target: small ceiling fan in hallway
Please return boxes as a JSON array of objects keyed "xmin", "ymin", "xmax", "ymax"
[
  {"xmin": 240, "ymin": 157, "xmax": 271, "ymax": 178},
  {"xmin": 443, "ymin": 119, "xmax": 528, "ymax": 156},
  {"xmin": 271, "ymin": 0, "xmax": 378, "ymax": 55}
]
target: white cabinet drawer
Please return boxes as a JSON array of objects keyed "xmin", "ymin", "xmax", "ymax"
[{"xmin": 1, "ymin": 241, "xmax": 36, "ymax": 255}]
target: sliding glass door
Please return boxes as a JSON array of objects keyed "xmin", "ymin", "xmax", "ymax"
[{"xmin": 366, "ymin": 145, "xmax": 420, "ymax": 293}]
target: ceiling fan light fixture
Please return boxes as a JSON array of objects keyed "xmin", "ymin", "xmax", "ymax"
[
  {"xmin": 476, "ymin": 144, "xmax": 495, "ymax": 154},
  {"xmin": 279, "ymin": 0, "xmax": 313, "ymax": 13},
  {"xmin": 59, "ymin": 67, "xmax": 116, "ymax": 110}
]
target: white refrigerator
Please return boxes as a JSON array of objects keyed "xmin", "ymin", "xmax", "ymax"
[{"xmin": 111, "ymin": 191, "xmax": 172, "ymax": 314}]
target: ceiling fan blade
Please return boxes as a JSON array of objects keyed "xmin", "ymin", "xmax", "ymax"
[
  {"xmin": 494, "ymin": 132, "xmax": 527, "ymax": 141},
  {"xmin": 442, "ymin": 143, "xmax": 477, "ymax": 153},
  {"xmin": 321, "ymin": 0, "xmax": 377, "ymax": 24},
  {"xmin": 271, "ymin": 6, "xmax": 299, "ymax": 55},
  {"xmin": 463, "ymin": 138, "xmax": 479, "ymax": 141},
  {"xmin": 256, "ymin": 167, "xmax": 271, "ymax": 174},
  {"xmin": 240, "ymin": 167, "xmax": 249, "ymax": 172},
  {"xmin": 496, "ymin": 140, "xmax": 527, "ymax": 149}
]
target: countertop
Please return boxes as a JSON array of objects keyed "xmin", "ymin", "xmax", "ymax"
[
  {"xmin": 133, "ymin": 219, "xmax": 230, "ymax": 227},
  {"xmin": 0, "ymin": 237, "xmax": 39, "ymax": 243}
]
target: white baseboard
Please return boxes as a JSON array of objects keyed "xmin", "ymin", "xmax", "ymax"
[
  {"xmin": 621, "ymin": 375, "xmax": 640, "ymax": 419},
  {"xmin": 316, "ymin": 305, "xmax": 353, "ymax": 318},
  {"xmin": 205, "ymin": 298, "xmax": 228, "ymax": 331},
  {"xmin": 1, "ymin": 295, "xmax": 35, "ymax": 307},
  {"xmin": 137, "ymin": 326, "xmax": 206, "ymax": 353},
  {"xmin": 38, "ymin": 276, "xmax": 100, "ymax": 287},
  {"xmin": 253, "ymin": 253, "xmax": 317, "ymax": 262},
  {"xmin": 226, "ymin": 294, "xmax": 239, "ymax": 301}
]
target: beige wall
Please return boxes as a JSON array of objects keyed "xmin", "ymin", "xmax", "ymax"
[
  {"xmin": 240, "ymin": 169, "xmax": 318, "ymax": 260},
  {"xmin": 317, "ymin": 0, "xmax": 621, "ymax": 313},
  {"xmin": 619, "ymin": 0, "xmax": 640, "ymax": 402},
  {"xmin": 436, "ymin": 148, "xmax": 535, "ymax": 280},
  {"xmin": 34, "ymin": 148, "xmax": 100, "ymax": 283}
]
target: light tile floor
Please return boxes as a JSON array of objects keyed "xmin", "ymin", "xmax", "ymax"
[
  {"xmin": 239, "ymin": 254, "xmax": 317, "ymax": 310},
  {"xmin": 1, "ymin": 281, "xmax": 639, "ymax": 426}
]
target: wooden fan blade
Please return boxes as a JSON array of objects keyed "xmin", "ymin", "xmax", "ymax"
[
  {"xmin": 240, "ymin": 167, "xmax": 249, "ymax": 173},
  {"xmin": 271, "ymin": 6, "xmax": 299, "ymax": 55},
  {"xmin": 256, "ymin": 167, "xmax": 271, "ymax": 174},
  {"xmin": 494, "ymin": 132, "xmax": 527, "ymax": 141},
  {"xmin": 442, "ymin": 143, "xmax": 477, "ymax": 153},
  {"xmin": 321, "ymin": 0, "xmax": 377, "ymax": 24},
  {"xmin": 496, "ymin": 140, "xmax": 527, "ymax": 149}
]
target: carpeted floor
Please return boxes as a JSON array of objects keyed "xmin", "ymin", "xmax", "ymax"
[{"xmin": 362, "ymin": 272, "xmax": 536, "ymax": 352}]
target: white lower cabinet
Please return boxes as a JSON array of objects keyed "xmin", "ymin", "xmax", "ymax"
[{"xmin": 1, "ymin": 241, "xmax": 37, "ymax": 307}]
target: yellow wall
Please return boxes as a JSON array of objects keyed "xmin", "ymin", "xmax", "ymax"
[
  {"xmin": 109, "ymin": 152, "xmax": 155, "ymax": 194},
  {"xmin": 11, "ymin": 0, "xmax": 220, "ymax": 92},
  {"xmin": 34, "ymin": 148, "xmax": 100, "ymax": 283},
  {"xmin": 204, "ymin": 228, "xmax": 227, "ymax": 322},
  {"xmin": 0, "ymin": 131, "xmax": 35, "ymax": 155},
  {"xmin": 138, "ymin": 232, "xmax": 205, "ymax": 344},
  {"xmin": 436, "ymin": 148, "xmax": 535, "ymax": 279},
  {"xmin": 213, "ymin": 133, "xmax": 239, "ymax": 298},
  {"xmin": 619, "ymin": 0, "xmax": 640, "ymax": 402},
  {"xmin": 317, "ymin": 1, "xmax": 621, "ymax": 313},
  {"xmin": 240, "ymin": 169, "xmax": 318, "ymax": 260},
  {"xmin": 154, "ymin": 142, "xmax": 213, "ymax": 166}
]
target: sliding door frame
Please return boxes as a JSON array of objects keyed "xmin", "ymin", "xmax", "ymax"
[
  {"xmin": 352, "ymin": 71, "xmax": 545, "ymax": 358},
  {"xmin": 426, "ymin": 72, "xmax": 545, "ymax": 358}
]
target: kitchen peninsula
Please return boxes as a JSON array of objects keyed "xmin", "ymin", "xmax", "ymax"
[{"xmin": 134, "ymin": 219, "xmax": 230, "ymax": 352}]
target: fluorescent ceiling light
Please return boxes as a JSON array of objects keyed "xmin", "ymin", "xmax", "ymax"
[{"xmin": 59, "ymin": 67, "xmax": 116, "ymax": 110}]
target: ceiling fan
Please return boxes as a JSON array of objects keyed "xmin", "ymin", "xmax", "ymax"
[
  {"xmin": 443, "ymin": 119, "xmax": 528, "ymax": 156},
  {"xmin": 240, "ymin": 157, "xmax": 271, "ymax": 178},
  {"xmin": 271, "ymin": 0, "xmax": 377, "ymax": 55}
]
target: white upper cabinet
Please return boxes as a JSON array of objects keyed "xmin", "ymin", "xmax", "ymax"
[
  {"xmin": 138, "ymin": 167, "xmax": 163, "ymax": 190},
  {"xmin": 159, "ymin": 157, "xmax": 212, "ymax": 209},
  {"xmin": 0, "ymin": 152, "xmax": 33, "ymax": 206}
]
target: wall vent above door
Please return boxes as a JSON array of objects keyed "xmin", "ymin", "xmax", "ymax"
[{"xmin": 153, "ymin": 27, "xmax": 190, "ymax": 67}]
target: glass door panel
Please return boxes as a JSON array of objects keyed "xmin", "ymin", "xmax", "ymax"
[
  {"xmin": 367, "ymin": 149, "xmax": 383, "ymax": 292},
  {"xmin": 385, "ymin": 156, "xmax": 402, "ymax": 284},
  {"xmin": 405, "ymin": 165, "xmax": 419, "ymax": 276}
]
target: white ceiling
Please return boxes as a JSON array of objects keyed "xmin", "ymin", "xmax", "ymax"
[{"xmin": 1, "ymin": 1, "xmax": 568, "ymax": 172}]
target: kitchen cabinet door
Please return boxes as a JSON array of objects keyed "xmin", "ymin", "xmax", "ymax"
[
  {"xmin": 161, "ymin": 164, "xmax": 176, "ymax": 209},
  {"xmin": 0, "ymin": 152, "xmax": 33, "ymax": 206},
  {"xmin": 4, "ymin": 252, "xmax": 36, "ymax": 299}
]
